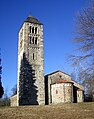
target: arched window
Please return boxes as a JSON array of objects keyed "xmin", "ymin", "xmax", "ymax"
[
  {"xmin": 35, "ymin": 27, "xmax": 37, "ymax": 34},
  {"xmin": 32, "ymin": 27, "xmax": 34, "ymax": 34},
  {"xmin": 29, "ymin": 26, "xmax": 31, "ymax": 33},
  {"xmin": 35, "ymin": 37, "xmax": 37, "ymax": 44}
]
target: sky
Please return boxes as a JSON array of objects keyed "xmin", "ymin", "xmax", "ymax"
[{"xmin": 0, "ymin": 0, "xmax": 88, "ymax": 96}]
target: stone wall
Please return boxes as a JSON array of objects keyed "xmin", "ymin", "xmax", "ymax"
[
  {"xmin": 45, "ymin": 70, "xmax": 84, "ymax": 105},
  {"xmin": 51, "ymin": 83, "xmax": 73, "ymax": 104},
  {"xmin": 10, "ymin": 95, "xmax": 17, "ymax": 106},
  {"xmin": 17, "ymin": 17, "xmax": 45, "ymax": 106},
  {"xmin": 77, "ymin": 90, "xmax": 84, "ymax": 102},
  {"xmin": 45, "ymin": 71, "xmax": 72, "ymax": 104}
]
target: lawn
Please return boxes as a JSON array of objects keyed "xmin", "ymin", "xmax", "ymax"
[{"xmin": 0, "ymin": 102, "xmax": 94, "ymax": 119}]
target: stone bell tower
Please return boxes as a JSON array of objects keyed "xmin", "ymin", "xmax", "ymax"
[{"xmin": 17, "ymin": 15, "xmax": 45, "ymax": 106}]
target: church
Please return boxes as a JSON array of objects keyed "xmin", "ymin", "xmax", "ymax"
[{"xmin": 10, "ymin": 16, "xmax": 84, "ymax": 106}]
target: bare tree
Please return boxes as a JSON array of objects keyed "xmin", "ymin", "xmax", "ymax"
[
  {"xmin": 69, "ymin": 0, "xmax": 94, "ymax": 99},
  {"xmin": 11, "ymin": 84, "xmax": 17, "ymax": 96},
  {"xmin": 70, "ymin": 0, "xmax": 94, "ymax": 68},
  {"xmin": 82, "ymin": 72, "xmax": 94, "ymax": 101}
]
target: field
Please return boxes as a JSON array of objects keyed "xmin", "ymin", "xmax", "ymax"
[{"xmin": 0, "ymin": 102, "xmax": 94, "ymax": 119}]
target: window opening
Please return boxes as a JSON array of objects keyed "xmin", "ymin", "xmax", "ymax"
[
  {"xmin": 33, "ymin": 53, "xmax": 34, "ymax": 60},
  {"xmin": 35, "ymin": 27, "xmax": 37, "ymax": 34},
  {"xmin": 29, "ymin": 26, "xmax": 31, "ymax": 33},
  {"xmin": 32, "ymin": 27, "xmax": 34, "ymax": 34},
  {"xmin": 35, "ymin": 37, "xmax": 37, "ymax": 44},
  {"xmin": 56, "ymin": 90, "xmax": 58, "ymax": 94}
]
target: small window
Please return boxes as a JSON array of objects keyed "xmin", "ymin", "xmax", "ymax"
[
  {"xmin": 32, "ymin": 27, "xmax": 34, "ymax": 34},
  {"xmin": 33, "ymin": 53, "xmax": 34, "ymax": 60},
  {"xmin": 56, "ymin": 90, "xmax": 58, "ymax": 94},
  {"xmin": 29, "ymin": 36, "xmax": 32, "ymax": 44},
  {"xmin": 35, "ymin": 27, "xmax": 37, "ymax": 34},
  {"xmin": 29, "ymin": 26, "xmax": 31, "ymax": 33},
  {"xmin": 35, "ymin": 37, "xmax": 37, "ymax": 44}
]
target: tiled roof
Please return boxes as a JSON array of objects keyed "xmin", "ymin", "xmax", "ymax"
[
  {"xmin": 56, "ymin": 79, "xmax": 73, "ymax": 84},
  {"xmin": 25, "ymin": 15, "xmax": 42, "ymax": 25},
  {"xmin": 77, "ymin": 89, "xmax": 83, "ymax": 91}
]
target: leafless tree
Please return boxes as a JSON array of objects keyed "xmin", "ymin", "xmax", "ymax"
[
  {"xmin": 69, "ymin": 0, "xmax": 94, "ymax": 100},
  {"xmin": 70, "ymin": 0, "xmax": 94, "ymax": 67},
  {"xmin": 11, "ymin": 84, "xmax": 17, "ymax": 96}
]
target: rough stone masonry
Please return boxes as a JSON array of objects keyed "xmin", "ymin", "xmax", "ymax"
[
  {"xmin": 10, "ymin": 16, "xmax": 84, "ymax": 106},
  {"xmin": 17, "ymin": 15, "xmax": 45, "ymax": 106}
]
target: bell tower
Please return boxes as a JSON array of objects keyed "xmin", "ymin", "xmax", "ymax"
[{"xmin": 17, "ymin": 15, "xmax": 45, "ymax": 105}]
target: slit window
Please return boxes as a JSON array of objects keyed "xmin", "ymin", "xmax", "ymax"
[
  {"xmin": 29, "ymin": 26, "xmax": 31, "ymax": 33},
  {"xmin": 32, "ymin": 27, "xmax": 34, "ymax": 33},
  {"xmin": 35, "ymin": 37, "xmax": 37, "ymax": 44},
  {"xmin": 33, "ymin": 53, "xmax": 34, "ymax": 60},
  {"xmin": 35, "ymin": 27, "xmax": 37, "ymax": 34}
]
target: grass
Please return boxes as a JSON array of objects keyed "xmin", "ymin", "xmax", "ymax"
[{"xmin": 0, "ymin": 102, "xmax": 94, "ymax": 119}]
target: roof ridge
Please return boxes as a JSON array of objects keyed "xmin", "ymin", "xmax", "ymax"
[{"xmin": 45, "ymin": 70, "xmax": 71, "ymax": 77}]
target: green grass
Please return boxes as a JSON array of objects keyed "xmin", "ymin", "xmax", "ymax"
[{"xmin": 0, "ymin": 102, "xmax": 94, "ymax": 119}]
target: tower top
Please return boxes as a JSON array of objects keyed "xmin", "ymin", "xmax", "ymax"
[{"xmin": 25, "ymin": 15, "xmax": 43, "ymax": 25}]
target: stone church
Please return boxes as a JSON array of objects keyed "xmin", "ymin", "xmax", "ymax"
[{"xmin": 10, "ymin": 16, "xmax": 84, "ymax": 106}]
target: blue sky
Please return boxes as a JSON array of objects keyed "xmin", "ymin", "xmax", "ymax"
[{"xmin": 0, "ymin": 0, "xmax": 88, "ymax": 96}]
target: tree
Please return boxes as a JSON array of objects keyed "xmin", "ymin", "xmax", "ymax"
[
  {"xmin": 11, "ymin": 84, "xmax": 17, "ymax": 96},
  {"xmin": 70, "ymin": 0, "xmax": 94, "ymax": 70},
  {"xmin": 19, "ymin": 53, "xmax": 38, "ymax": 105},
  {"xmin": 0, "ymin": 78, "xmax": 4, "ymax": 98},
  {"xmin": 2, "ymin": 89, "xmax": 10, "ymax": 106},
  {"xmin": 0, "ymin": 50, "xmax": 4, "ymax": 98},
  {"xmin": 82, "ymin": 71, "xmax": 94, "ymax": 101},
  {"xmin": 69, "ymin": 0, "xmax": 94, "ymax": 100},
  {"xmin": 0, "ymin": 89, "xmax": 10, "ymax": 106}
]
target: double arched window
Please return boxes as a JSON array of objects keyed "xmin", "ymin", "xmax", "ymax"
[
  {"xmin": 29, "ymin": 36, "xmax": 38, "ymax": 45},
  {"xmin": 29, "ymin": 26, "xmax": 38, "ymax": 34},
  {"xmin": 29, "ymin": 26, "xmax": 38, "ymax": 45}
]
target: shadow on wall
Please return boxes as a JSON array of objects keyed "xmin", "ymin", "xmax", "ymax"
[{"xmin": 19, "ymin": 52, "xmax": 38, "ymax": 105}]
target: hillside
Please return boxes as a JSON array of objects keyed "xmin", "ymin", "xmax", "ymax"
[{"xmin": 0, "ymin": 102, "xmax": 94, "ymax": 119}]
